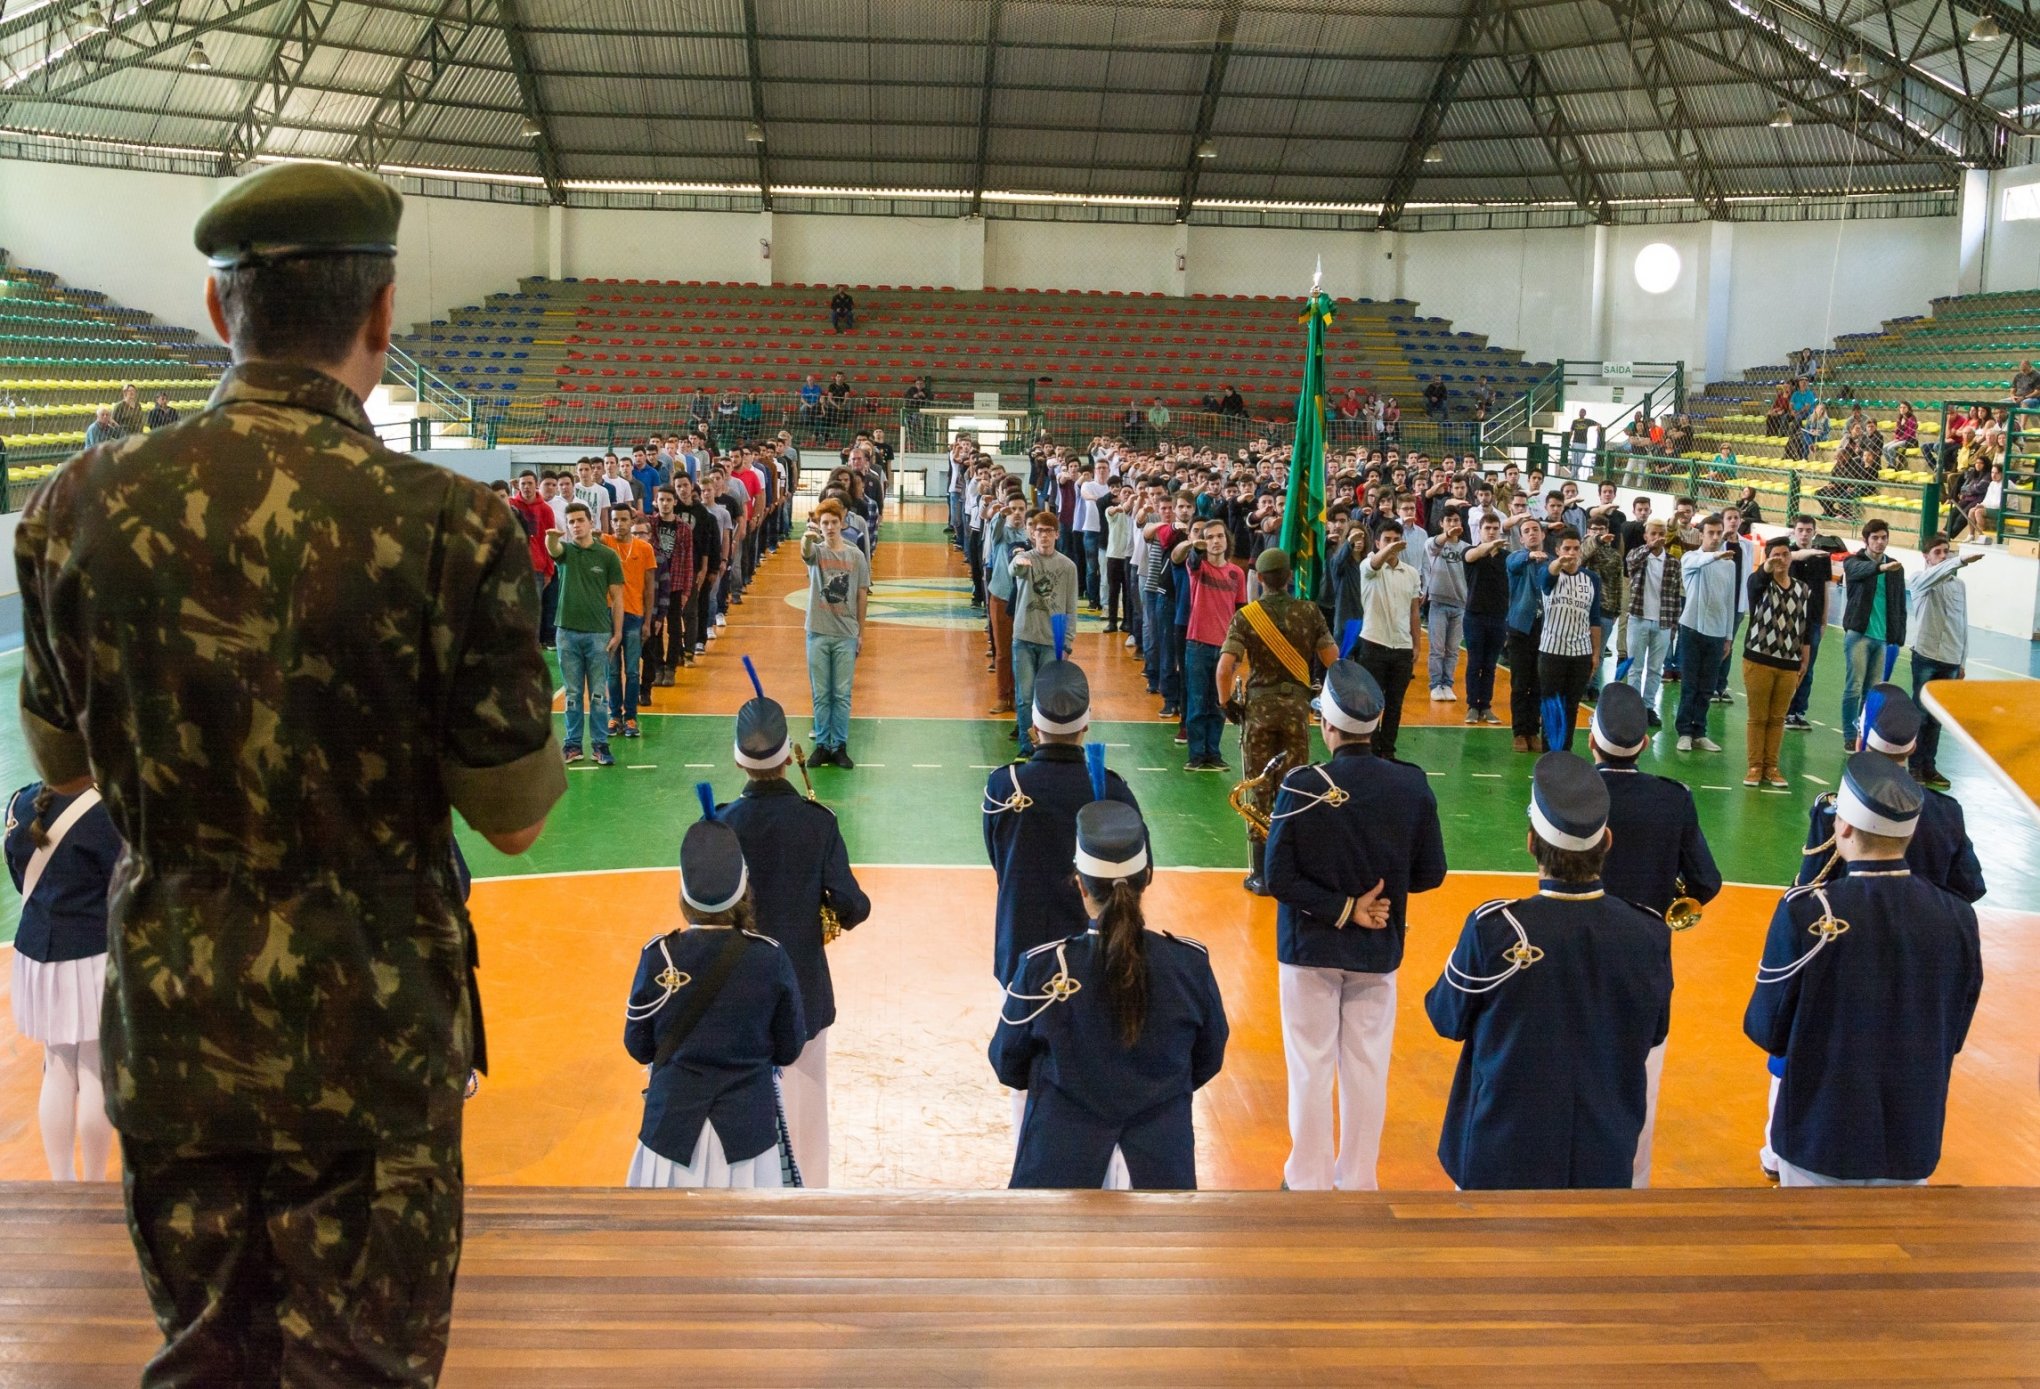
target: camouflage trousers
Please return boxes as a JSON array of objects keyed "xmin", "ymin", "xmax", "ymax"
[
  {"xmin": 121, "ymin": 1122, "xmax": 463, "ymax": 1389},
  {"xmin": 1240, "ymin": 689, "xmax": 1312, "ymax": 847}
]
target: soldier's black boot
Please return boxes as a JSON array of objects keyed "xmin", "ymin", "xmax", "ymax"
[{"xmin": 1243, "ymin": 839, "xmax": 1269, "ymax": 896}]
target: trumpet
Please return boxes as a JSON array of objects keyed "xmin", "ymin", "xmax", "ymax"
[
  {"xmin": 1228, "ymin": 752, "xmax": 1290, "ymax": 842},
  {"xmin": 791, "ymin": 744, "xmax": 846, "ymax": 946},
  {"xmin": 1665, "ymin": 884, "xmax": 1703, "ymax": 932}
]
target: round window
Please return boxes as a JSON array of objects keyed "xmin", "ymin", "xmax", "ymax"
[{"xmin": 1634, "ymin": 242, "xmax": 1681, "ymax": 295}]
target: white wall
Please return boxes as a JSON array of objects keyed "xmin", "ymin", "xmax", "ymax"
[
  {"xmin": 1400, "ymin": 226, "xmax": 1594, "ymax": 365},
  {"xmin": 1982, "ymin": 162, "xmax": 2040, "ymax": 292},
  {"xmin": 0, "ymin": 160, "xmax": 224, "ymax": 336},
  {"xmin": 983, "ymin": 219, "xmax": 1178, "ymax": 294},
  {"xmin": 1184, "ymin": 225, "xmax": 1382, "ymax": 301},
  {"xmin": 395, "ymin": 197, "xmax": 545, "ymax": 332},
  {"xmin": 1724, "ymin": 218, "xmax": 1961, "ymax": 371},
  {"xmin": 558, "ymin": 205, "xmax": 756, "ymax": 289},
  {"xmin": 772, "ymin": 213, "xmax": 963, "ymax": 288}
]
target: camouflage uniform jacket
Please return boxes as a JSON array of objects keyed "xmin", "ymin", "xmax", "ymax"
[
  {"xmin": 1219, "ymin": 590, "xmax": 1331, "ymax": 697},
  {"xmin": 14, "ymin": 362, "xmax": 565, "ymax": 1150}
]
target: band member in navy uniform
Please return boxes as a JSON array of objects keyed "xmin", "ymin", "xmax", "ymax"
[
  {"xmin": 982, "ymin": 639, "xmax": 1141, "ymax": 988},
  {"xmin": 1425, "ymin": 753, "xmax": 1674, "ymax": 1189},
  {"xmin": 625, "ymin": 788, "xmax": 806, "ymax": 1189},
  {"xmin": 1588, "ymin": 680, "xmax": 1718, "ymax": 1185},
  {"xmin": 1747, "ymin": 753, "xmax": 1983, "ymax": 1186},
  {"xmin": 717, "ymin": 659, "xmax": 870, "ymax": 1187},
  {"xmin": 5, "ymin": 779, "xmax": 121, "ymax": 1180},
  {"xmin": 991, "ymin": 751, "xmax": 1229, "ymax": 1189},
  {"xmin": 1262, "ymin": 660, "xmax": 1443, "ymax": 1190},
  {"xmin": 1795, "ymin": 685, "xmax": 1983, "ymax": 902}
]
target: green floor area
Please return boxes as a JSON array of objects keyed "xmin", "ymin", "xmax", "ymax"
[{"xmin": 0, "ymin": 619, "xmax": 2034, "ymax": 949}]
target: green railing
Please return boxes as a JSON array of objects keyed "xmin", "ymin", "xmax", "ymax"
[
  {"xmin": 1483, "ymin": 358, "xmax": 1684, "ymax": 469},
  {"xmin": 1547, "ymin": 441, "xmax": 1938, "ymax": 543}
]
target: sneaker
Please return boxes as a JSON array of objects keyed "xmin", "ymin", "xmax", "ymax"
[
  {"xmin": 1922, "ymin": 770, "xmax": 1952, "ymax": 790},
  {"xmin": 1158, "ymin": 706, "xmax": 1180, "ymax": 720},
  {"xmin": 1665, "ymin": 670, "xmax": 1681, "ymax": 683},
  {"xmin": 1676, "ymin": 736, "xmax": 1694, "ymax": 752},
  {"xmin": 1783, "ymin": 714, "xmax": 1811, "ymax": 731},
  {"xmin": 1464, "ymin": 709, "xmax": 1481, "ymax": 725},
  {"xmin": 1711, "ymin": 692, "xmax": 1734, "ymax": 705},
  {"xmin": 1440, "ymin": 687, "xmax": 1457, "ymax": 702},
  {"xmin": 593, "ymin": 746, "xmax": 615, "ymax": 767},
  {"xmin": 1646, "ymin": 710, "xmax": 1662, "ymax": 729},
  {"xmin": 1697, "ymin": 737, "xmax": 1722, "ymax": 753},
  {"xmin": 1582, "ymin": 687, "xmax": 1598, "ymax": 706},
  {"xmin": 563, "ymin": 745, "xmax": 583, "ymax": 764},
  {"xmin": 1430, "ymin": 687, "xmax": 1451, "ymax": 702},
  {"xmin": 834, "ymin": 748, "xmax": 855, "ymax": 770},
  {"xmin": 1513, "ymin": 735, "xmax": 1530, "ymax": 753},
  {"xmin": 1173, "ymin": 729, "xmax": 1189, "ymax": 746},
  {"xmin": 1765, "ymin": 770, "xmax": 1792, "ymax": 789},
  {"xmin": 988, "ymin": 702, "xmax": 1015, "ymax": 716},
  {"xmin": 809, "ymin": 744, "xmax": 837, "ymax": 766},
  {"xmin": 1479, "ymin": 710, "xmax": 1501, "ymax": 725},
  {"xmin": 623, "ymin": 720, "xmax": 641, "ymax": 739},
  {"xmin": 606, "ymin": 719, "xmax": 621, "ymax": 736},
  {"xmin": 1744, "ymin": 768, "xmax": 1761, "ymax": 787}
]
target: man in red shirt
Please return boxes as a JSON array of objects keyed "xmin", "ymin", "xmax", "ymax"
[
  {"xmin": 1171, "ymin": 518, "xmax": 1248, "ymax": 770},
  {"xmin": 507, "ymin": 470, "xmax": 557, "ymax": 645}
]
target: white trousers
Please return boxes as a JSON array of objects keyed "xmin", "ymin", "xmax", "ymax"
[
  {"xmin": 780, "ymin": 1028, "xmax": 830, "ymax": 1188},
  {"xmin": 1632, "ymin": 1041, "xmax": 1667, "ymax": 1189},
  {"xmin": 1759, "ymin": 1074, "xmax": 1780, "ymax": 1173},
  {"xmin": 1102, "ymin": 1146, "xmax": 1130, "ymax": 1190},
  {"xmin": 1279, "ymin": 963, "xmax": 1397, "ymax": 1191}
]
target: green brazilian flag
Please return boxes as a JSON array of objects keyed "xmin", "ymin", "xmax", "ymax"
[{"xmin": 1277, "ymin": 285, "xmax": 1336, "ymax": 599}]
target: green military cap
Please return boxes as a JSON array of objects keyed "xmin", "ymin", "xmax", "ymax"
[
  {"xmin": 1254, "ymin": 547, "xmax": 1292, "ymax": 576},
  {"xmin": 195, "ymin": 161, "xmax": 403, "ymax": 270}
]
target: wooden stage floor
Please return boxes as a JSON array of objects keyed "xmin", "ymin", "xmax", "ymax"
[{"xmin": 5, "ymin": 1183, "xmax": 2037, "ymax": 1386}]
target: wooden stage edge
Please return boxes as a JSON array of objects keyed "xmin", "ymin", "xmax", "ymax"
[{"xmin": 7, "ymin": 1183, "xmax": 2039, "ymax": 1386}]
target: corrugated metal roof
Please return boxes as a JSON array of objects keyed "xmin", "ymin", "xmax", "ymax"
[{"xmin": 0, "ymin": 0, "xmax": 2003, "ymax": 211}]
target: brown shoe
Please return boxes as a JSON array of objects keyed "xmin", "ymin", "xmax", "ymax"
[
  {"xmin": 1512, "ymin": 735, "xmax": 1530, "ymax": 753},
  {"xmin": 988, "ymin": 702, "xmax": 1015, "ymax": 715}
]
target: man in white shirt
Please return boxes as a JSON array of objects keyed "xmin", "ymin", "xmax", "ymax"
[
  {"xmin": 1356, "ymin": 518, "xmax": 1422, "ymax": 761},
  {"xmin": 1076, "ymin": 461, "xmax": 1111, "ymax": 611},
  {"xmin": 572, "ymin": 458, "xmax": 612, "ymax": 532},
  {"xmin": 1712, "ymin": 506, "xmax": 1760, "ymax": 705},
  {"xmin": 1675, "ymin": 515, "xmax": 1738, "ymax": 752}
]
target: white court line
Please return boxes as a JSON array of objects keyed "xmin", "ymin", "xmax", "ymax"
[
  {"xmin": 1803, "ymin": 773, "xmax": 1829, "ymax": 784},
  {"xmin": 627, "ymin": 764, "xmax": 657, "ymax": 770},
  {"xmin": 1470, "ymin": 772, "xmax": 1501, "ymax": 779},
  {"xmin": 1701, "ymin": 784, "xmax": 1735, "ymax": 791},
  {"xmin": 911, "ymin": 763, "xmax": 942, "ymax": 769},
  {"xmin": 683, "ymin": 763, "xmax": 715, "ymax": 768}
]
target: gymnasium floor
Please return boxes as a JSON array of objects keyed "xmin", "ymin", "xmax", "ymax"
[{"xmin": 0, "ymin": 497, "xmax": 2035, "ymax": 1191}]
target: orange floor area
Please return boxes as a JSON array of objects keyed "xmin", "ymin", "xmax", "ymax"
[{"xmin": 11, "ymin": 868, "xmax": 2028, "ymax": 1189}]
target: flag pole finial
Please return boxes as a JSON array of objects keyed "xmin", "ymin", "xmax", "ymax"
[{"xmin": 1311, "ymin": 255, "xmax": 1323, "ymax": 296}]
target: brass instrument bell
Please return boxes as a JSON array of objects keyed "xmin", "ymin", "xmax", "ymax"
[{"xmin": 1665, "ymin": 880, "xmax": 1702, "ymax": 932}]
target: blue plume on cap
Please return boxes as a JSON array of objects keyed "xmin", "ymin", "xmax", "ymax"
[
  {"xmin": 1340, "ymin": 619, "xmax": 1362, "ymax": 660},
  {"xmin": 1542, "ymin": 694, "xmax": 1570, "ymax": 755},
  {"xmin": 1861, "ymin": 685, "xmax": 1886, "ymax": 750},
  {"xmin": 694, "ymin": 781, "xmax": 718, "ymax": 822},
  {"xmin": 1051, "ymin": 612, "xmax": 1069, "ymax": 661},
  {"xmin": 1881, "ymin": 641, "xmax": 1900, "ymax": 683},
  {"xmin": 1085, "ymin": 741, "xmax": 1108, "ymax": 802},
  {"xmin": 741, "ymin": 655, "xmax": 765, "ymax": 701}
]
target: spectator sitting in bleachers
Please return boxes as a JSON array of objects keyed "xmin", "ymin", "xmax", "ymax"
[
  {"xmin": 1947, "ymin": 455, "xmax": 1992, "ymax": 541},
  {"xmin": 112, "ymin": 383, "xmax": 146, "ymax": 436},
  {"xmin": 2010, "ymin": 358, "xmax": 2039, "ymax": 405},
  {"xmin": 83, "ymin": 406, "xmax": 122, "ymax": 448},
  {"xmin": 799, "ymin": 375, "xmax": 824, "ymax": 419},
  {"xmin": 1217, "ymin": 384, "xmax": 1248, "ymax": 417},
  {"xmin": 1883, "ymin": 402, "xmax": 1919, "ymax": 463},
  {"xmin": 824, "ymin": 372, "xmax": 853, "ymax": 422},
  {"xmin": 830, "ymin": 286, "xmax": 856, "ymax": 333},
  {"xmin": 903, "ymin": 377, "xmax": 931, "ymax": 415},
  {"xmin": 687, "ymin": 385, "xmax": 713, "ymax": 427},
  {"xmin": 1423, "ymin": 377, "xmax": 1448, "ymax": 419},
  {"xmin": 1765, "ymin": 383, "xmax": 1792, "ymax": 436},
  {"xmin": 1788, "ymin": 401, "xmax": 1829, "ymax": 462},
  {"xmin": 1788, "ymin": 376, "xmax": 1816, "ymax": 424},
  {"xmin": 1974, "ymin": 462, "xmax": 2004, "ymax": 541},
  {"xmin": 146, "ymin": 392, "xmax": 178, "ymax": 430}
]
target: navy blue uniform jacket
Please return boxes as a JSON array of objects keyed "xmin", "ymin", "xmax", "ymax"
[
  {"xmin": 4, "ymin": 783, "xmax": 120, "ymax": 963},
  {"xmin": 719, "ymin": 777, "xmax": 871, "ymax": 1036},
  {"xmin": 982, "ymin": 745, "xmax": 1141, "ymax": 984},
  {"xmin": 990, "ymin": 928, "xmax": 1228, "ymax": 1189},
  {"xmin": 624, "ymin": 927, "xmax": 806, "ymax": 1164},
  {"xmin": 1794, "ymin": 790, "xmax": 1984, "ymax": 903},
  {"xmin": 1597, "ymin": 766, "xmax": 1722, "ymax": 917},
  {"xmin": 1263, "ymin": 747, "xmax": 1448, "ymax": 973},
  {"xmin": 1743, "ymin": 866, "xmax": 1981, "ymax": 1181},
  {"xmin": 1425, "ymin": 884, "xmax": 1673, "ymax": 1189}
]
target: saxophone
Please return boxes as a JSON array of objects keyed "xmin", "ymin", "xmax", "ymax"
[
  {"xmin": 1665, "ymin": 881, "xmax": 1703, "ymax": 932},
  {"xmin": 792, "ymin": 744, "xmax": 845, "ymax": 945},
  {"xmin": 1228, "ymin": 752, "xmax": 1290, "ymax": 842}
]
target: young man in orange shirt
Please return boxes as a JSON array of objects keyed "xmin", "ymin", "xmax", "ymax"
[{"xmin": 602, "ymin": 507, "xmax": 660, "ymax": 737}]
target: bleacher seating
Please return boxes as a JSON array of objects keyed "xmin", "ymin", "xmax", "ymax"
[
  {"xmin": 0, "ymin": 256, "xmax": 230, "ymax": 488},
  {"xmin": 393, "ymin": 280, "xmax": 1552, "ymax": 448}
]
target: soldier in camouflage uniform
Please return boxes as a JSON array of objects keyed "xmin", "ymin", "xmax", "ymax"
[
  {"xmin": 1216, "ymin": 548, "xmax": 1339, "ymax": 895},
  {"xmin": 13, "ymin": 162, "xmax": 564, "ymax": 1388}
]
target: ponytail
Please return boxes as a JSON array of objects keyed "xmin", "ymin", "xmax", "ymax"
[
  {"xmin": 1095, "ymin": 876, "xmax": 1149, "ymax": 1048},
  {"xmin": 28, "ymin": 784, "xmax": 56, "ymax": 850}
]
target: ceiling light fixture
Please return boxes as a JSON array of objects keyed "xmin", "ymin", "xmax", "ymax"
[
  {"xmin": 185, "ymin": 41, "xmax": 210, "ymax": 71},
  {"xmin": 1769, "ymin": 103, "xmax": 1792, "ymax": 127},
  {"xmin": 1422, "ymin": 143, "xmax": 1444, "ymax": 163},
  {"xmin": 1841, "ymin": 51, "xmax": 1869, "ymax": 81},
  {"xmin": 518, "ymin": 116, "xmax": 542, "ymax": 138},
  {"xmin": 745, "ymin": 121, "xmax": 766, "ymax": 143},
  {"xmin": 1968, "ymin": 15, "xmax": 2004, "ymax": 41},
  {"xmin": 1194, "ymin": 138, "xmax": 1216, "ymax": 159}
]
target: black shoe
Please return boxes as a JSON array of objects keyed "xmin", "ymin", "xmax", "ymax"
[
  {"xmin": 1243, "ymin": 874, "xmax": 1267, "ymax": 896},
  {"xmin": 1582, "ymin": 687, "xmax": 1599, "ymax": 705},
  {"xmin": 834, "ymin": 748, "xmax": 855, "ymax": 770},
  {"xmin": 1646, "ymin": 710, "xmax": 1663, "ymax": 729},
  {"xmin": 1783, "ymin": 714, "xmax": 1811, "ymax": 731},
  {"xmin": 809, "ymin": 744, "xmax": 837, "ymax": 767}
]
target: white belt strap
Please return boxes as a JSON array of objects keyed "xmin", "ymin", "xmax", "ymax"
[{"xmin": 19, "ymin": 787, "xmax": 101, "ymax": 906}]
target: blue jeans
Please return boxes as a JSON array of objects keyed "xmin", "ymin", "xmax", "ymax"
[
  {"xmin": 558, "ymin": 629, "xmax": 611, "ymax": 752},
  {"xmin": 1841, "ymin": 631, "xmax": 1895, "ymax": 747},
  {"xmin": 1081, "ymin": 530, "xmax": 1102, "ymax": 605},
  {"xmin": 1426, "ymin": 602, "xmax": 1464, "ymax": 692},
  {"xmin": 1674, "ymin": 625, "xmax": 1727, "ymax": 737},
  {"xmin": 807, "ymin": 631, "xmax": 858, "ymax": 750},
  {"xmin": 1143, "ymin": 589, "xmax": 1168, "ymax": 692},
  {"xmin": 1013, "ymin": 638, "xmax": 1054, "ymax": 753},
  {"xmin": 1714, "ymin": 614, "xmax": 1743, "ymax": 696},
  {"xmin": 1787, "ymin": 619, "xmax": 1825, "ymax": 718},
  {"xmin": 1462, "ymin": 610, "xmax": 1507, "ymax": 712},
  {"xmin": 606, "ymin": 613, "xmax": 643, "ymax": 724},
  {"xmin": 1185, "ymin": 640, "xmax": 1224, "ymax": 761},
  {"xmin": 1624, "ymin": 617, "xmax": 1671, "ymax": 709}
]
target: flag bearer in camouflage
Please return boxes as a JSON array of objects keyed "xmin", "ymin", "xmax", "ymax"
[
  {"xmin": 12, "ymin": 161, "xmax": 564, "ymax": 1389},
  {"xmin": 1215, "ymin": 548, "xmax": 1339, "ymax": 895}
]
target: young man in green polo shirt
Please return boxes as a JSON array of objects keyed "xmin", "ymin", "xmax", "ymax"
[{"xmin": 546, "ymin": 501, "xmax": 625, "ymax": 766}]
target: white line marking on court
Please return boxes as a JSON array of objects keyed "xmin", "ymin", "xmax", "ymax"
[
  {"xmin": 912, "ymin": 763, "xmax": 941, "ymax": 769},
  {"xmin": 1470, "ymin": 772, "xmax": 1501, "ymax": 779},
  {"xmin": 1137, "ymin": 766, "xmax": 1168, "ymax": 772},
  {"xmin": 1803, "ymin": 774, "xmax": 1828, "ymax": 784},
  {"xmin": 551, "ymin": 686, "xmax": 564, "ymax": 701},
  {"xmin": 969, "ymin": 764, "xmax": 1000, "ymax": 770},
  {"xmin": 1426, "ymin": 772, "xmax": 1444, "ymax": 777},
  {"xmin": 1702, "ymin": 784, "xmax": 1734, "ymax": 791},
  {"xmin": 683, "ymin": 763, "xmax": 715, "ymax": 768},
  {"xmin": 861, "ymin": 763, "xmax": 886, "ymax": 767},
  {"xmin": 566, "ymin": 765, "xmax": 600, "ymax": 772},
  {"xmin": 627, "ymin": 764, "xmax": 657, "ymax": 770}
]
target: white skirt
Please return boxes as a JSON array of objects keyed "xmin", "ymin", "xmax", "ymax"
[
  {"xmin": 626, "ymin": 1123, "xmax": 785, "ymax": 1190},
  {"xmin": 10, "ymin": 950, "xmax": 106, "ymax": 1046}
]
